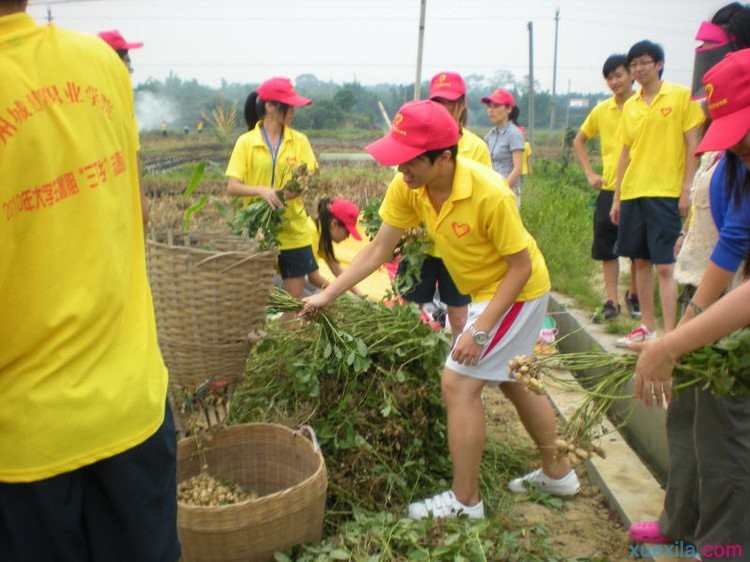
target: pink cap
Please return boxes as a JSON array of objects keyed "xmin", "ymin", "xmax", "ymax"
[
  {"xmin": 696, "ymin": 49, "xmax": 750, "ymax": 154},
  {"xmin": 365, "ymin": 100, "xmax": 460, "ymax": 166},
  {"xmin": 695, "ymin": 21, "xmax": 733, "ymax": 53},
  {"xmin": 329, "ymin": 198, "xmax": 362, "ymax": 241},
  {"xmin": 257, "ymin": 77, "xmax": 312, "ymax": 107},
  {"xmin": 97, "ymin": 30, "xmax": 143, "ymax": 51},
  {"xmin": 429, "ymin": 71, "xmax": 466, "ymax": 101},
  {"xmin": 481, "ymin": 88, "xmax": 516, "ymax": 106}
]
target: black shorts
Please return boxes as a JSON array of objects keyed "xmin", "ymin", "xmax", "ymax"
[
  {"xmin": 0, "ymin": 403, "xmax": 180, "ymax": 562},
  {"xmin": 592, "ymin": 190, "xmax": 618, "ymax": 261},
  {"xmin": 616, "ymin": 197, "xmax": 681, "ymax": 265},
  {"xmin": 278, "ymin": 245, "xmax": 318, "ymax": 279},
  {"xmin": 398, "ymin": 255, "xmax": 470, "ymax": 307}
]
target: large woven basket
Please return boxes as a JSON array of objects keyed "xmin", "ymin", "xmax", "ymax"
[
  {"xmin": 147, "ymin": 230, "xmax": 277, "ymax": 389},
  {"xmin": 177, "ymin": 423, "xmax": 327, "ymax": 562}
]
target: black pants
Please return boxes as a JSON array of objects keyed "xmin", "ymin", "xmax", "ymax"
[
  {"xmin": 660, "ymin": 387, "xmax": 750, "ymax": 561},
  {"xmin": 0, "ymin": 404, "xmax": 180, "ymax": 562}
]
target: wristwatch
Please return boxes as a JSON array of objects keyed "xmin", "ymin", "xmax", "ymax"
[{"xmin": 469, "ymin": 324, "xmax": 490, "ymax": 347}]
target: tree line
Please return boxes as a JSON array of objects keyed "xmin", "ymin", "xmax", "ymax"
[{"xmin": 135, "ymin": 71, "xmax": 604, "ymax": 132}]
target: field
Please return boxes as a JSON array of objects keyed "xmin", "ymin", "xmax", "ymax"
[{"xmin": 144, "ymin": 131, "xmax": 632, "ymax": 561}]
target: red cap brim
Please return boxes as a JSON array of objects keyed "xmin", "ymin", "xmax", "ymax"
[
  {"xmin": 430, "ymin": 91, "xmax": 463, "ymax": 101},
  {"xmin": 696, "ymin": 105, "xmax": 750, "ymax": 154},
  {"xmin": 365, "ymin": 135, "xmax": 425, "ymax": 166},
  {"xmin": 124, "ymin": 41, "xmax": 144, "ymax": 49},
  {"xmin": 345, "ymin": 223, "xmax": 362, "ymax": 241},
  {"xmin": 279, "ymin": 94, "xmax": 312, "ymax": 107}
]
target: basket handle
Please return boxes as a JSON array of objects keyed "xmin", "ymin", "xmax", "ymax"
[{"xmin": 296, "ymin": 425, "xmax": 321, "ymax": 453}]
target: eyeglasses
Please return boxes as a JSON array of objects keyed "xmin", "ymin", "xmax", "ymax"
[{"xmin": 629, "ymin": 59, "xmax": 656, "ymax": 70}]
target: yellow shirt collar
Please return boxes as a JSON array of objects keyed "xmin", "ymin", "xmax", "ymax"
[
  {"xmin": 247, "ymin": 120, "xmax": 290, "ymax": 147},
  {"xmin": 637, "ymin": 81, "xmax": 673, "ymax": 102},
  {"xmin": 0, "ymin": 12, "xmax": 37, "ymax": 39},
  {"xmin": 416, "ymin": 158, "xmax": 473, "ymax": 202}
]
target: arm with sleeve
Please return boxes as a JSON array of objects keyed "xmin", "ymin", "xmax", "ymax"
[{"xmin": 710, "ymin": 158, "xmax": 750, "ymax": 273}]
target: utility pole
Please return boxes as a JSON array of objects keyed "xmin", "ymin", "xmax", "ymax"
[
  {"xmin": 550, "ymin": 8, "xmax": 560, "ymax": 129},
  {"xmin": 414, "ymin": 0, "xmax": 427, "ymax": 100},
  {"xmin": 527, "ymin": 21, "xmax": 535, "ymax": 144},
  {"xmin": 563, "ymin": 78, "xmax": 572, "ymax": 132},
  {"xmin": 46, "ymin": 6, "xmax": 53, "ymax": 23}
]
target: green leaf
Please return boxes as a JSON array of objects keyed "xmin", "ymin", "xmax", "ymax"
[
  {"xmin": 182, "ymin": 161, "xmax": 206, "ymax": 198},
  {"xmin": 182, "ymin": 194, "xmax": 208, "ymax": 233},
  {"xmin": 328, "ymin": 549, "xmax": 351, "ymax": 560},
  {"xmin": 273, "ymin": 553, "xmax": 292, "ymax": 562}
]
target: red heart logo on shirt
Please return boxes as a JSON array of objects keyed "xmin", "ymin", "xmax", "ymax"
[
  {"xmin": 660, "ymin": 107, "xmax": 672, "ymax": 117},
  {"xmin": 452, "ymin": 222, "xmax": 471, "ymax": 238}
]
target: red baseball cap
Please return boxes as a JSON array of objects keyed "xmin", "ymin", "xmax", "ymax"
[
  {"xmin": 329, "ymin": 198, "xmax": 362, "ymax": 241},
  {"xmin": 696, "ymin": 49, "xmax": 750, "ymax": 154},
  {"xmin": 257, "ymin": 77, "xmax": 311, "ymax": 107},
  {"xmin": 481, "ymin": 88, "xmax": 516, "ymax": 106},
  {"xmin": 365, "ymin": 100, "xmax": 460, "ymax": 166},
  {"xmin": 97, "ymin": 30, "xmax": 143, "ymax": 51},
  {"xmin": 429, "ymin": 71, "xmax": 466, "ymax": 101}
]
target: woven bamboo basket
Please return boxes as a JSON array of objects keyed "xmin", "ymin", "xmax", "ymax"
[
  {"xmin": 147, "ymin": 230, "xmax": 277, "ymax": 389},
  {"xmin": 177, "ymin": 423, "xmax": 327, "ymax": 562}
]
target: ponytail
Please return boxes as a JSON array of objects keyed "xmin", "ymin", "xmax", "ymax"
[
  {"xmin": 244, "ymin": 91, "xmax": 266, "ymax": 130},
  {"xmin": 316, "ymin": 197, "xmax": 337, "ymax": 263},
  {"xmin": 509, "ymin": 105, "xmax": 520, "ymax": 126}
]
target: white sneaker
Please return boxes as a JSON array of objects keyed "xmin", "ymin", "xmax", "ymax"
[
  {"xmin": 508, "ymin": 468, "xmax": 580, "ymax": 496},
  {"xmin": 615, "ymin": 324, "xmax": 656, "ymax": 348},
  {"xmin": 407, "ymin": 490, "xmax": 485, "ymax": 520}
]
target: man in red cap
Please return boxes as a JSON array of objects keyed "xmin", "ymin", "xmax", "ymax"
[
  {"xmin": 303, "ymin": 100, "xmax": 579, "ymax": 520},
  {"xmin": 394, "ymin": 71, "xmax": 491, "ymax": 340},
  {"xmin": 98, "ymin": 29, "xmax": 143, "ymax": 74}
]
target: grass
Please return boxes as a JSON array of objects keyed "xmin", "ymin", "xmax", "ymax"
[{"xmin": 521, "ymin": 160, "xmax": 600, "ymax": 311}]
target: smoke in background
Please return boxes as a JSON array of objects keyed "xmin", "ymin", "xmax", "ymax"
[{"xmin": 135, "ymin": 91, "xmax": 179, "ymax": 131}]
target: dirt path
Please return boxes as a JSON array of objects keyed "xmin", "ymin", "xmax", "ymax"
[{"xmin": 484, "ymin": 389, "xmax": 631, "ymax": 561}]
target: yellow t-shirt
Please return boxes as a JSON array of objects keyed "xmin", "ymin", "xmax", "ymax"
[
  {"xmin": 425, "ymin": 127, "xmax": 491, "ymax": 260},
  {"xmin": 579, "ymin": 97, "xmax": 625, "ymax": 191},
  {"xmin": 379, "ymin": 157, "xmax": 550, "ymax": 302},
  {"xmin": 0, "ymin": 14, "xmax": 167, "ymax": 482},
  {"xmin": 307, "ymin": 217, "xmax": 392, "ymax": 300},
  {"xmin": 458, "ymin": 128, "xmax": 491, "ymax": 167},
  {"xmin": 226, "ymin": 123, "xmax": 318, "ymax": 250},
  {"xmin": 521, "ymin": 142, "xmax": 532, "ymax": 176},
  {"xmin": 617, "ymin": 82, "xmax": 705, "ymax": 200}
]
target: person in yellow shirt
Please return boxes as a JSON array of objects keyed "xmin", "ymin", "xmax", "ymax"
[
  {"xmin": 302, "ymin": 100, "xmax": 579, "ymax": 520},
  {"xmin": 0, "ymin": 2, "xmax": 177, "ymax": 561},
  {"xmin": 396, "ymin": 71, "xmax": 490, "ymax": 338},
  {"xmin": 609, "ymin": 41, "xmax": 705, "ymax": 346},
  {"xmin": 307, "ymin": 197, "xmax": 365, "ymax": 297},
  {"xmin": 574, "ymin": 54, "xmax": 641, "ymax": 323},
  {"xmin": 226, "ymin": 77, "xmax": 318, "ymax": 299}
]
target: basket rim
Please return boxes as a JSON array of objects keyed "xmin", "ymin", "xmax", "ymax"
[
  {"xmin": 177, "ymin": 423, "xmax": 327, "ymax": 513},
  {"xmin": 147, "ymin": 236, "xmax": 278, "ymax": 260}
]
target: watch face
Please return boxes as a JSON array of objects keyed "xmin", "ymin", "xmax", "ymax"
[{"xmin": 474, "ymin": 332, "xmax": 489, "ymax": 346}]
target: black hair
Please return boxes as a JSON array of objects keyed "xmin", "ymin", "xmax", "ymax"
[
  {"xmin": 712, "ymin": 2, "xmax": 750, "ymax": 50},
  {"xmin": 422, "ymin": 145, "xmax": 459, "ymax": 163},
  {"xmin": 602, "ymin": 54, "xmax": 629, "ymax": 78},
  {"xmin": 316, "ymin": 197, "xmax": 338, "ymax": 263},
  {"xmin": 508, "ymin": 105, "xmax": 520, "ymax": 126},
  {"xmin": 243, "ymin": 91, "xmax": 291, "ymax": 131},
  {"xmin": 627, "ymin": 40, "xmax": 665, "ymax": 78}
]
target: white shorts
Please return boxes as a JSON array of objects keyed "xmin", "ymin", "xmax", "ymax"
[{"xmin": 445, "ymin": 294, "xmax": 548, "ymax": 383}]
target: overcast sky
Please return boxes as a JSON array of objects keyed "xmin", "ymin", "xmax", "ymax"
[{"xmin": 27, "ymin": 0, "xmax": 726, "ymax": 95}]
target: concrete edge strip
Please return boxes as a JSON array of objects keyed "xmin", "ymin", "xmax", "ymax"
[{"xmin": 543, "ymin": 293, "xmax": 679, "ymax": 561}]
